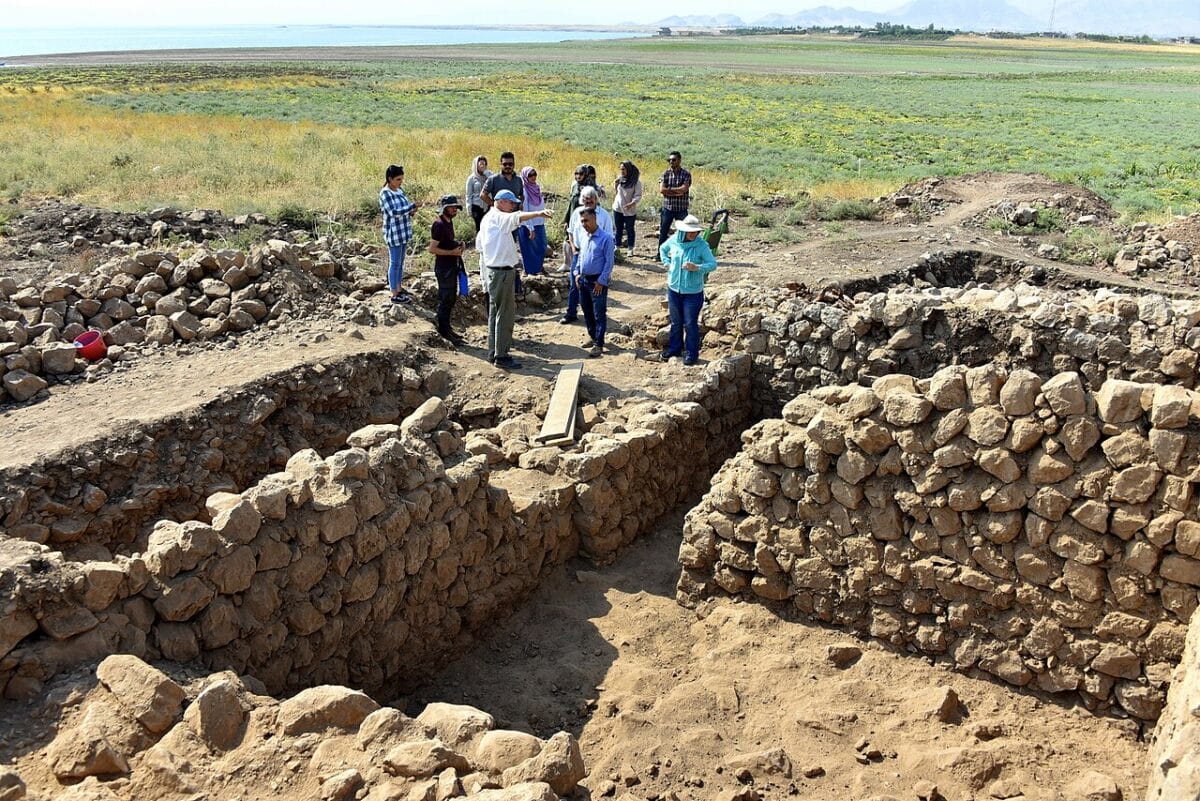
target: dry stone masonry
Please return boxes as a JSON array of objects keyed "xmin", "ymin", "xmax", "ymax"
[
  {"xmin": 0, "ymin": 233, "xmax": 387, "ymax": 403},
  {"xmin": 678, "ymin": 368, "xmax": 1200, "ymax": 720},
  {"xmin": 9, "ymin": 653, "xmax": 587, "ymax": 800},
  {"xmin": 689, "ymin": 256, "xmax": 1200, "ymax": 417},
  {"xmin": 1147, "ymin": 607, "xmax": 1200, "ymax": 800},
  {"xmin": 0, "ymin": 356, "xmax": 751, "ymax": 701},
  {"xmin": 0, "ymin": 350, "xmax": 448, "ymax": 554}
]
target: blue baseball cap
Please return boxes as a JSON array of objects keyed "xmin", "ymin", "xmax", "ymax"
[{"xmin": 493, "ymin": 189, "xmax": 519, "ymax": 203}]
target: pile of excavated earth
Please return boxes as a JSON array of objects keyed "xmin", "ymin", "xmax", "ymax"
[{"xmin": 2, "ymin": 173, "xmax": 1200, "ymax": 801}]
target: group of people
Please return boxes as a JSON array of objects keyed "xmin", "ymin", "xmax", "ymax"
[{"xmin": 377, "ymin": 150, "xmax": 714, "ymax": 371}]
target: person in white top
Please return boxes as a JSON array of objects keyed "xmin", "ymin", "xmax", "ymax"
[{"xmin": 477, "ymin": 189, "xmax": 553, "ymax": 370}]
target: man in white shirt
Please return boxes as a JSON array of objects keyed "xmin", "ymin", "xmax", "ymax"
[
  {"xmin": 561, "ymin": 187, "xmax": 614, "ymax": 325},
  {"xmin": 478, "ymin": 189, "xmax": 552, "ymax": 369}
]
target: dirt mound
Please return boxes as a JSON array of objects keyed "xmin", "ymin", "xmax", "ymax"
[
  {"xmin": 1157, "ymin": 213, "xmax": 1200, "ymax": 253},
  {"xmin": 0, "ymin": 199, "xmax": 285, "ymax": 269},
  {"xmin": 887, "ymin": 172, "xmax": 1116, "ymax": 228},
  {"xmin": 1110, "ymin": 215, "xmax": 1200, "ymax": 285}
]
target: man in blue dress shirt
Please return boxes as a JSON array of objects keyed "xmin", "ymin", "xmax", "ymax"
[{"xmin": 574, "ymin": 208, "xmax": 615, "ymax": 358}]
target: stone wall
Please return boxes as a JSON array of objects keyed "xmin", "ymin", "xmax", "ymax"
[
  {"xmin": 0, "ymin": 235, "xmax": 383, "ymax": 403},
  {"xmin": 0, "ymin": 349, "xmax": 447, "ymax": 554},
  {"xmin": 1147, "ymin": 608, "xmax": 1200, "ymax": 799},
  {"xmin": 677, "ymin": 367, "xmax": 1200, "ymax": 720},
  {"xmin": 687, "ymin": 254, "xmax": 1200, "ymax": 416},
  {"xmin": 0, "ymin": 355, "xmax": 752, "ymax": 700}
]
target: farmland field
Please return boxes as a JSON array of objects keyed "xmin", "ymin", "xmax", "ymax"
[{"xmin": 2, "ymin": 34, "xmax": 1199, "ymax": 225}]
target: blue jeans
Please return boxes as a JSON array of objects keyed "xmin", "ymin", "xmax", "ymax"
[
  {"xmin": 578, "ymin": 274, "xmax": 608, "ymax": 347},
  {"xmin": 659, "ymin": 207, "xmax": 688, "ymax": 246},
  {"xmin": 614, "ymin": 210, "xmax": 636, "ymax": 249},
  {"xmin": 666, "ymin": 289, "xmax": 704, "ymax": 362},
  {"xmin": 388, "ymin": 244, "xmax": 407, "ymax": 293},
  {"xmin": 518, "ymin": 225, "xmax": 547, "ymax": 275}
]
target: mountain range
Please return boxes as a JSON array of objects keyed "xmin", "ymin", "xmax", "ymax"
[{"xmin": 656, "ymin": 0, "xmax": 1200, "ymax": 37}]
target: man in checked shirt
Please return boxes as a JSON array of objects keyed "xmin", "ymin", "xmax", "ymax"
[{"xmin": 657, "ymin": 150, "xmax": 692, "ymax": 246}]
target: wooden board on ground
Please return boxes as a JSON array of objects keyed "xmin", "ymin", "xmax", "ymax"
[
  {"xmin": 536, "ymin": 362, "xmax": 583, "ymax": 444},
  {"xmin": 540, "ymin": 402, "xmax": 577, "ymax": 447}
]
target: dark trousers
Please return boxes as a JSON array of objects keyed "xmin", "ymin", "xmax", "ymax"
[
  {"xmin": 666, "ymin": 288, "xmax": 704, "ymax": 361},
  {"xmin": 434, "ymin": 262, "xmax": 459, "ymax": 333},
  {"xmin": 659, "ymin": 207, "xmax": 688, "ymax": 245},
  {"xmin": 614, "ymin": 210, "xmax": 636, "ymax": 249},
  {"xmin": 471, "ymin": 205, "xmax": 486, "ymax": 232},
  {"xmin": 578, "ymin": 274, "xmax": 608, "ymax": 347},
  {"xmin": 563, "ymin": 254, "xmax": 580, "ymax": 321}
]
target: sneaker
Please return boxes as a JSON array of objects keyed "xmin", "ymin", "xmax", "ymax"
[
  {"xmin": 438, "ymin": 328, "xmax": 463, "ymax": 343},
  {"xmin": 580, "ymin": 337, "xmax": 596, "ymax": 349},
  {"xmin": 683, "ymin": 356, "xmax": 699, "ymax": 366},
  {"xmin": 588, "ymin": 344, "xmax": 603, "ymax": 358},
  {"xmin": 392, "ymin": 294, "xmax": 411, "ymax": 304},
  {"xmin": 493, "ymin": 355, "xmax": 522, "ymax": 370},
  {"xmin": 659, "ymin": 350, "xmax": 678, "ymax": 362},
  {"xmin": 559, "ymin": 316, "xmax": 576, "ymax": 325}
]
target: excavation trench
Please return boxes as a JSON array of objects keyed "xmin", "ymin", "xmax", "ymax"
[
  {"xmin": 5, "ymin": 249, "xmax": 1200, "ymax": 796},
  {"xmin": 0, "ymin": 344, "xmax": 756, "ymax": 701}
]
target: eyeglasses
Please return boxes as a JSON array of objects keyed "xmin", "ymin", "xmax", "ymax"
[{"xmin": 501, "ymin": 161, "xmax": 515, "ymax": 167}]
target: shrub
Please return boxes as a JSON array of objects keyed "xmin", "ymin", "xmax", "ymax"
[
  {"xmin": 749, "ymin": 211, "xmax": 772, "ymax": 228},
  {"xmin": 987, "ymin": 206, "xmax": 1068, "ymax": 234},
  {"xmin": 221, "ymin": 223, "xmax": 269, "ymax": 251},
  {"xmin": 355, "ymin": 196, "xmax": 380, "ymax": 221},
  {"xmin": 1061, "ymin": 227, "xmax": 1120, "ymax": 265},
  {"xmin": 817, "ymin": 199, "xmax": 880, "ymax": 222},
  {"xmin": 275, "ymin": 203, "xmax": 320, "ymax": 231}
]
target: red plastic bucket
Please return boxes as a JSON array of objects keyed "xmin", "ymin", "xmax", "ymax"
[{"xmin": 73, "ymin": 330, "xmax": 108, "ymax": 361}]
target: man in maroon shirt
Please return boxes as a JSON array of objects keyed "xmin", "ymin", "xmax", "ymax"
[{"xmin": 428, "ymin": 195, "xmax": 466, "ymax": 343}]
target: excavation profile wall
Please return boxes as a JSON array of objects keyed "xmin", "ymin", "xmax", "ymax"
[
  {"xmin": 0, "ymin": 350, "xmax": 447, "ymax": 553},
  {"xmin": 677, "ymin": 367, "xmax": 1199, "ymax": 721},
  {"xmin": 0, "ymin": 355, "xmax": 752, "ymax": 699}
]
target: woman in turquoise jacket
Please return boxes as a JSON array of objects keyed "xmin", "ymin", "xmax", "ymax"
[{"xmin": 658, "ymin": 214, "xmax": 717, "ymax": 365}]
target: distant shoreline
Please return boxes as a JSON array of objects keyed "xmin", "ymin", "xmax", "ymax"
[
  {"xmin": 0, "ymin": 24, "xmax": 652, "ymax": 64},
  {"xmin": 1, "ymin": 42, "xmax": 631, "ymax": 67}
]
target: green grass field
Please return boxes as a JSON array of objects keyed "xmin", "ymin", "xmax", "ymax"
[{"xmin": 2, "ymin": 35, "xmax": 1199, "ymax": 222}]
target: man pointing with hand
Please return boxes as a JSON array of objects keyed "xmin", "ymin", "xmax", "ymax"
[{"xmin": 477, "ymin": 189, "xmax": 553, "ymax": 369}]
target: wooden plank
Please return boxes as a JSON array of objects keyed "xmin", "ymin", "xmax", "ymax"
[
  {"xmin": 536, "ymin": 362, "xmax": 584, "ymax": 443},
  {"xmin": 540, "ymin": 403, "xmax": 578, "ymax": 447}
]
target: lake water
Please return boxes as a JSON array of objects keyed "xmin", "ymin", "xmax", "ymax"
[{"xmin": 0, "ymin": 25, "xmax": 642, "ymax": 59}]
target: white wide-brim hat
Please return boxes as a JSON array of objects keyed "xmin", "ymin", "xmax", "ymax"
[{"xmin": 672, "ymin": 214, "xmax": 703, "ymax": 233}]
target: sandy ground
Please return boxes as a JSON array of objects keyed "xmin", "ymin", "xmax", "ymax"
[
  {"xmin": 409, "ymin": 515, "xmax": 1148, "ymax": 801},
  {"xmin": 1, "ymin": 172, "xmax": 1179, "ymax": 800}
]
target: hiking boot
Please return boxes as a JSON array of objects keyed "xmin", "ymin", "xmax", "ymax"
[{"xmin": 492, "ymin": 355, "xmax": 523, "ymax": 370}]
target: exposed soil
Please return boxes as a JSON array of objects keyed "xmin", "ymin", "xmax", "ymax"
[
  {"xmin": 1, "ymin": 171, "xmax": 1185, "ymax": 800},
  {"xmin": 410, "ymin": 517, "xmax": 1148, "ymax": 801}
]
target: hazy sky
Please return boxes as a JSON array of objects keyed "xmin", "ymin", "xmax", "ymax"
[{"xmin": 7, "ymin": 0, "xmax": 919, "ymax": 27}]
